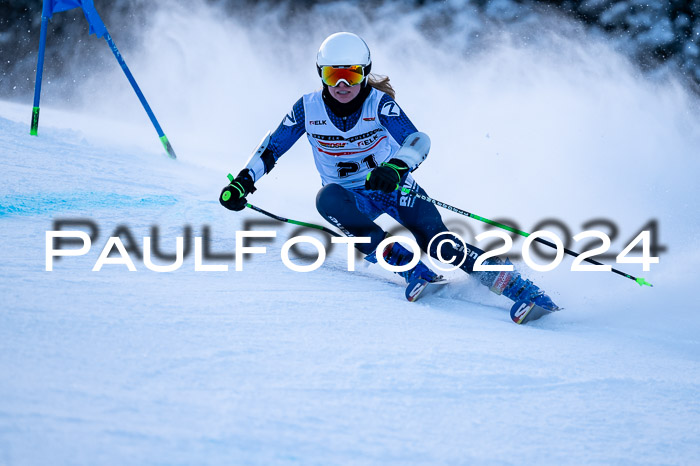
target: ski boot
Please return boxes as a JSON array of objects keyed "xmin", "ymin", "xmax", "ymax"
[
  {"xmin": 478, "ymin": 258, "xmax": 560, "ymax": 323},
  {"xmin": 366, "ymin": 241, "xmax": 443, "ymax": 301}
]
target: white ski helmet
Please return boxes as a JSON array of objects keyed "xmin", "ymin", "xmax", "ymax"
[{"xmin": 316, "ymin": 32, "xmax": 372, "ymax": 82}]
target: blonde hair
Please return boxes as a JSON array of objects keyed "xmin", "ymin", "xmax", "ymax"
[{"xmin": 368, "ymin": 74, "xmax": 395, "ymax": 99}]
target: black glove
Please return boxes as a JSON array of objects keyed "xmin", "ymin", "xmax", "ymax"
[
  {"xmin": 365, "ymin": 158, "xmax": 409, "ymax": 193},
  {"xmin": 220, "ymin": 169, "xmax": 256, "ymax": 211}
]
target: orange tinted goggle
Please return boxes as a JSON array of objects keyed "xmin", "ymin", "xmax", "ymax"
[{"xmin": 320, "ymin": 65, "xmax": 365, "ymax": 87}]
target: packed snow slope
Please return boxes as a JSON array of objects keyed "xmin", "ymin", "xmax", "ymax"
[{"xmin": 2, "ymin": 3, "xmax": 700, "ymax": 464}]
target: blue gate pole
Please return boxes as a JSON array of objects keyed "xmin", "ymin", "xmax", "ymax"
[
  {"xmin": 104, "ymin": 32, "xmax": 177, "ymax": 159},
  {"xmin": 30, "ymin": 13, "xmax": 50, "ymax": 136}
]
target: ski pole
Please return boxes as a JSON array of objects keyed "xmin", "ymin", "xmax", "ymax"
[
  {"xmin": 226, "ymin": 174, "xmax": 341, "ymax": 237},
  {"xmin": 398, "ymin": 186, "xmax": 653, "ymax": 287},
  {"xmin": 245, "ymin": 203, "xmax": 342, "ymax": 237}
]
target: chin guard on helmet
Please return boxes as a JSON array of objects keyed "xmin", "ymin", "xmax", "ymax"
[
  {"xmin": 394, "ymin": 132, "xmax": 431, "ymax": 171},
  {"xmin": 244, "ymin": 131, "xmax": 275, "ymax": 181}
]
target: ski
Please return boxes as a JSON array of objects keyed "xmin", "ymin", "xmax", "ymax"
[
  {"xmin": 405, "ymin": 276, "xmax": 448, "ymax": 302},
  {"xmin": 405, "ymin": 280, "xmax": 560, "ymax": 325},
  {"xmin": 509, "ymin": 299, "xmax": 559, "ymax": 324}
]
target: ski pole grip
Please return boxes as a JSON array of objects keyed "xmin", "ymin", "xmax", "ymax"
[{"xmin": 221, "ymin": 173, "xmax": 235, "ymax": 201}]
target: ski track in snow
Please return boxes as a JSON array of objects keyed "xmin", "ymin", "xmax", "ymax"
[{"xmin": 1, "ymin": 102, "xmax": 699, "ymax": 465}]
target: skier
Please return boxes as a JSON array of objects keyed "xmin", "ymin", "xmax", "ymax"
[{"xmin": 220, "ymin": 32, "xmax": 558, "ymax": 313}]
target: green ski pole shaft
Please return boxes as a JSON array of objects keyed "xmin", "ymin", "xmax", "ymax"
[
  {"xmin": 244, "ymin": 203, "xmax": 342, "ymax": 237},
  {"xmin": 225, "ymin": 174, "xmax": 341, "ymax": 237},
  {"xmin": 398, "ymin": 186, "xmax": 652, "ymax": 287}
]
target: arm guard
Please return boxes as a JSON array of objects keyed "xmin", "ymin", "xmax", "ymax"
[
  {"xmin": 393, "ymin": 131, "xmax": 430, "ymax": 171},
  {"xmin": 244, "ymin": 131, "xmax": 276, "ymax": 182}
]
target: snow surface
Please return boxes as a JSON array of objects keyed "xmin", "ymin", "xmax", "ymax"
[{"xmin": 2, "ymin": 3, "xmax": 700, "ymax": 464}]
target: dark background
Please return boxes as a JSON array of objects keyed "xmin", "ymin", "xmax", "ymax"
[{"xmin": 1, "ymin": 0, "xmax": 699, "ymax": 100}]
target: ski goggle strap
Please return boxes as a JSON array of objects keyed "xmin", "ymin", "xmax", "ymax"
[{"xmin": 320, "ymin": 65, "xmax": 366, "ymax": 87}]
